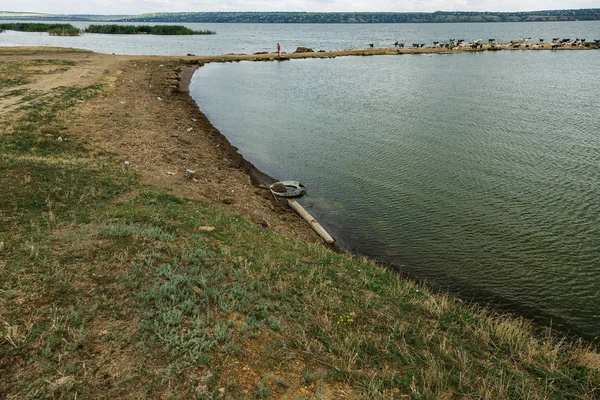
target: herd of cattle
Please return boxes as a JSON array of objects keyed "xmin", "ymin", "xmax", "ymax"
[{"xmin": 367, "ymin": 38, "xmax": 600, "ymax": 50}]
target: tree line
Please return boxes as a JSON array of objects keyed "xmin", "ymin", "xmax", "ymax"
[{"xmin": 119, "ymin": 9, "xmax": 600, "ymax": 23}]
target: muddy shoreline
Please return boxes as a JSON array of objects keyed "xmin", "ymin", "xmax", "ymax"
[{"xmin": 178, "ymin": 64, "xmax": 278, "ymax": 188}]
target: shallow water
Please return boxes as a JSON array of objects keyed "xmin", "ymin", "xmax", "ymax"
[
  {"xmin": 1, "ymin": 20, "xmax": 599, "ymax": 55},
  {"xmin": 190, "ymin": 50, "xmax": 600, "ymax": 339}
]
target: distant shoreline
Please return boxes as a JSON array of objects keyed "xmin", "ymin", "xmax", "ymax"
[{"xmin": 1, "ymin": 9, "xmax": 599, "ymax": 23}]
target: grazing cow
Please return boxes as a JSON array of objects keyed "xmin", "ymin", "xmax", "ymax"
[
  {"xmin": 412, "ymin": 43, "xmax": 420, "ymax": 48},
  {"xmin": 369, "ymin": 43, "xmax": 374, "ymax": 48},
  {"xmin": 470, "ymin": 40, "xmax": 482, "ymax": 50},
  {"xmin": 433, "ymin": 41, "xmax": 439, "ymax": 47},
  {"xmin": 398, "ymin": 42, "xmax": 404, "ymax": 49}
]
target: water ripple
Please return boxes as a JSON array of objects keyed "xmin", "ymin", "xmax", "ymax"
[{"xmin": 191, "ymin": 50, "xmax": 600, "ymax": 339}]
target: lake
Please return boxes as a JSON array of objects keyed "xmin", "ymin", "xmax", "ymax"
[{"xmin": 189, "ymin": 49, "xmax": 600, "ymax": 340}]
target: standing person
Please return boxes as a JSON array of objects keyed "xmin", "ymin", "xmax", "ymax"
[{"xmin": 277, "ymin": 43, "xmax": 281, "ymax": 57}]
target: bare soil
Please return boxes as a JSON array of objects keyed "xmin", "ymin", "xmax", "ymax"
[{"xmin": 0, "ymin": 47, "xmax": 322, "ymax": 244}]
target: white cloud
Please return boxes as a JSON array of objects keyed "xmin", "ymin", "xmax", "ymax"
[{"xmin": 3, "ymin": 0, "xmax": 598, "ymax": 15}]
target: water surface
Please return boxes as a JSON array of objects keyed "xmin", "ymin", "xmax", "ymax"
[{"xmin": 190, "ymin": 50, "xmax": 600, "ymax": 339}]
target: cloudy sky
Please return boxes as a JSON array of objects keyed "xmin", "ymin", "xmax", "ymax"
[{"xmin": 5, "ymin": 0, "xmax": 599, "ymax": 15}]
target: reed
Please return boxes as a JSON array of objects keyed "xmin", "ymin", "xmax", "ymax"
[
  {"xmin": 0, "ymin": 23, "xmax": 80, "ymax": 36},
  {"xmin": 48, "ymin": 27, "xmax": 81, "ymax": 36},
  {"xmin": 84, "ymin": 24, "xmax": 215, "ymax": 35}
]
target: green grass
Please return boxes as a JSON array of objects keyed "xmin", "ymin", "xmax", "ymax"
[
  {"xmin": 0, "ymin": 48, "xmax": 89, "ymax": 56},
  {"xmin": 48, "ymin": 27, "xmax": 81, "ymax": 36},
  {"xmin": 0, "ymin": 88, "xmax": 26, "ymax": 99},
  {"xmin": 84, "ymin": 24, "xmax": 215, "ymax": 35},
  {"xmin": 0, "ymin": 59, "xmax": 77, "ymax": 90},
  {"xmin": 0, "ymin": 55, "xmax": 598, "ymax": 399},
  {"xmin": 0, "ymin": 23, "xmax": 80, "ymax": 36}
]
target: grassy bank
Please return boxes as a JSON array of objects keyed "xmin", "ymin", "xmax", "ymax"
[
  {"xmin": 0, "ymin": 50, "xmax": 599, "ymax": 399},
  {"xmin": 0, "ymin": 23, "xmax": 80, "ymax": 36},
  {"xmin": 84, "ymin": 24, "xmax": 215, "ymax": 35}
]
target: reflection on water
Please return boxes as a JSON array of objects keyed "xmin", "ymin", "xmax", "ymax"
[{"xmin": 190, "ymin": 50, "xmax": 600, "ymax": 339}]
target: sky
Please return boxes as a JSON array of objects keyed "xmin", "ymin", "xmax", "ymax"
[{"xmin": 3, "ymin": 0, "xmax": 599, "ymax": 16}]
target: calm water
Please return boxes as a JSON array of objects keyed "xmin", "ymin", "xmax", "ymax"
[
  {"xmin": 190, "ymin": 50, "xmax": 600, "ymax": 339},
  {"xmin": 0, "ymin": 20, "xmax": 599, "ymax": 55}
]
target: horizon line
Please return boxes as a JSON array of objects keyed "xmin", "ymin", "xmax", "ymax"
[{"xmin": 1, "ymin": 8, "xmax": 599, "ymax": 16}]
